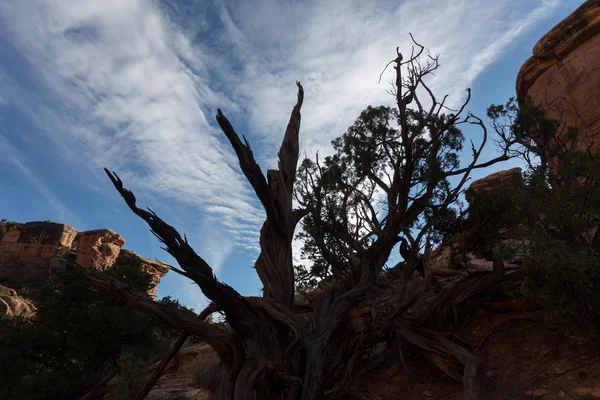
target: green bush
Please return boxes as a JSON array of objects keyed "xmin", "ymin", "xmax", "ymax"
[
  {"xmin": 461, "ymin": 99, "xmax": 600, "ymax": 334},
  {"xmin": 0, "ymin": 259, "xmax": 182, "ymax": 400}
]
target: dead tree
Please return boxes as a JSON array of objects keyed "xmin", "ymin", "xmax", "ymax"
[{"xmin": 88, "ymin": 37, "xmax": 511, "ymax": 399}]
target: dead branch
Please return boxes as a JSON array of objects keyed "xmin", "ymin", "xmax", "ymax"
[
  {"xmin": 103, "ymin": 169, "xmax": 259, "ymax": 336},
  {"xmin": 135, "ymin": 333, "xmax": 189, "ymax": 400},
  {"xmin": 135, "ymin": 303, "xmax": 220, "ymax": 400},
  {"xmin": 82, "ymin": 268, "xmax": 235, "ymax": 360}
]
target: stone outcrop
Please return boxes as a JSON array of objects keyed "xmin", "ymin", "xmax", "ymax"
[
  {"xmin": 144, "ymin": 343, "xmax": 215, "ymax": 400},
  {"xmin": 0, "ymin": 221, "xmax": 168, "ymax": 297},
  {"xmin": 0, "ymin": 222, "xmax": 77, "ymax": 283},
  {"xmin": 516, "ymin": 0, "xmax": 600, "ymax": 154},
  {"xmin": 74, "ymin": 229, "xmax": 125, "ymax": 271},
  {"xmin": 117, "ymin": 249, "xmax": 169, "ymax": 298},
  {"xmin": 0, "ymin": 284, "xmax": 36, "ymax": 318},
  {"xmin": 467, "ymin": 168, "xmax": 522, "ymax": 195}
]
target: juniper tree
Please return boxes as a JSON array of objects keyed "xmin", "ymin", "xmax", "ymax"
[{"xmin": 90, "ymin": 37, "xmax": 512, "ymax": 400}]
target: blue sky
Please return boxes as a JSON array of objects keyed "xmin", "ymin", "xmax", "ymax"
[{"xmin": 0, "ymin": 0, "xmax": 582, "ymax": 311}]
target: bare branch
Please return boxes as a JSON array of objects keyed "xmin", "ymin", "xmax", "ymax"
[
  {"xmin": 103, "ymin": 169, "xmax": 259, "ymax": 336},
  {"xmin": 82, "ymin": 267, "xmax": 235, "ymax": 359}
]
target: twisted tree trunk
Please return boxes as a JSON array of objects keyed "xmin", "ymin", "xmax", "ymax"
[{"xmin": 90, "ymin": 44, "xmax": 509, "ymax": 399}]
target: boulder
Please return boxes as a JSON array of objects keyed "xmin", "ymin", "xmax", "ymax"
[
  {"xmin": 467, "ymin": 168, "xmax": 522, "ymax": 196},
  {"xmin": 74, "ymin": 229, "xmax": 125, "ymax": 271},
  {"xmin": 0, "ymin": 285, "xmax": 36, "ymax": 318}
]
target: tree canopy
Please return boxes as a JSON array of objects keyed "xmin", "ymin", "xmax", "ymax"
[{"xmin": 0, "ymin": 258, "xmax": 182, "ymax": 400}]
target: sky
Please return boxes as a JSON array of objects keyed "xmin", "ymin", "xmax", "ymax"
[{"xmin": 0, "ymin": 0, "xmax": 583, "ymax": 312}]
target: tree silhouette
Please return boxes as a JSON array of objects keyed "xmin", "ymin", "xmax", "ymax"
[{"xmin": 88, "ymin": 37, "xmax": 512, "ymax": 400}]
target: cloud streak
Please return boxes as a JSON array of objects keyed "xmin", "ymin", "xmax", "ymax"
[
  {"xmin": 212, "ymin": 0, "xmax": 561, "ymax": 164},
  {"xmin": 0, "ymin": 0, "xmax": 562, "ymax": 304}
]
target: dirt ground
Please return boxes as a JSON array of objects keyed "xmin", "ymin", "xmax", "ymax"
[
  {"xmin": 149, "ymin": 299, "xmax": 600, "ymax": 400},
  {"xmin": 359, "ymin": 306, "xmax": 600, "ymax": 400}
]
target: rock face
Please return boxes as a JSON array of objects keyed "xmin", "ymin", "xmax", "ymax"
[
  {"xmin": 516, "ymin": 0, "xmax": 600, "ymax": 154},
  {"xmin": 0, "ymin": 222, "xmax": 77, "ymax": 283},
  {"xmin": 429, "ymin": 168, "xmax": 525, "ymax": 275},
  {"xmin": 0, "ymin": 285, "xmax": 36, "ymax": 318},
  {"xmin": 74, "ymin": 229, "xmax": 125, "ymax": 271},
  {"xmin": 0, "ymin": 221, "xmax": 168, "ymax": 298},
  {"xmin": 467, "ymin": 168, "xmax": 522, "ymax": 195},
  {"xmin": 144, "ymin": 343, "xmax": 216, "ymax": 400}
]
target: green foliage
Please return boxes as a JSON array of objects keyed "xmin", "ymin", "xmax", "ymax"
[
  {"xmin": 466, "ymin": 99, "xmax": 600, "ymax": 333},
  {"xmin": 0, "ymin": 259, "xmax": 181, "ymax": 400},
  {"xmin": 107, "ymin": 346, "xmax": 157, "ymax": 400},
  {"xmin": 294, "ymin": 105, "xmax": 465, "ymax": 290}
]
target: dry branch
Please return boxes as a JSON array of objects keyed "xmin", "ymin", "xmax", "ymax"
[
  {"xmin": 135, "ymin": 303, "xmax": 220, "ymax": 400},
  {"xmin": 93, "ymin": 40, "xmax": 513, "ymax": 399},
  {"xmin": 82, "ymin": 268, "xmax": 235, "ymax": 360}
]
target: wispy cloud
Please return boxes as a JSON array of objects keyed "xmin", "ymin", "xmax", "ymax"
[
  {"xmin": 0, "ymin": 134, "xmax": 82, "ymax": 227},
  {"xmin": 210, "ymin": 0, "xmax": 561, "ymax": 164},
  {"xmin": 0, "ymin": 0, "xmax": 264, "ymax": 248},
  {"xmin": 0, "ymin": 0, "xmax": 561, "ymax": 303}
]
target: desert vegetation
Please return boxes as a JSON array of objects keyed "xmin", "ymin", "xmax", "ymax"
[{"xmin": 85, "ymin": 38, "xmax": 576, "ymax": 400}]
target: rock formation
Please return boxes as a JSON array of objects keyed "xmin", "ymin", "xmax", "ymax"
[
  {"xmin": 0, "ymin": 221, "xmax": 168, "ymax": 298},
  {"xmin": 516, "ymin": 0, "xmax": 600, "ymax": 154},
  {"xmin": 0, "ymin": 284, "xmax": 36, "ymax": 318},
  {"xmin": 467, "ymin": 167, "xmax": 522, "ymax": 195},
  {"xmin": 74, "ymin": 229, "xmax": 125, "ymax": 271},
  {"xmin": 429, "ymin": 168, "xmax": 525, "ymax": 275},
  {"xmin": 144, "ymin": 343, "xmax": 216, "ymax": 400}
]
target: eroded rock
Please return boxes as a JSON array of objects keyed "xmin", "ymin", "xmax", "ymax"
[
  {"xmin": 467, "ymin": 168, "xmax": 522, "ymax": 195},
  {"xmin": 516, "ymin": 0, "xmax": 600, "ymax": 156},
  {"xmin": 0, "ymin": 221, "xmax": 168, "ymax": 297},
  {"xmin": 0, "ymin": 285, "xmax": 36, "ymax": 318},
  {"xmin": 117, "ymin": 249, "xmax": 170, "ymax": 298},
  {"xmin": 75, "ymin": 229, "xmax": 125, "ymax": 271}
]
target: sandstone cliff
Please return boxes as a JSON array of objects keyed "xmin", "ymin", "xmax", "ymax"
[
  {"xmin": 0, "ymin": 284, "xmax": 35, "ymax": 318},
  {"xmin": 429, "ymin": 168, "xmax": 525, "ymax": 276},
  {"xmin": 0, "ymin": 221, "xmax": 168, "ymax": 298},
  {"xmin": 144, "ymin": 343, "xmax": 216, "ymax": 400},
  {"xmin": 516, "ymin": 0, "xmax": 600, "ymax": 154}
]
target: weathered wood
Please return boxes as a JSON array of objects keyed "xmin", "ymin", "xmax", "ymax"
[
  {"xmin": 95, "ymin": 41, "xmax": 513, "ymax": 399},
  {"xmin": 135, "ymin": 303, "xmax": 219, "ymax": 400},
  {"xmin": 80, "ymin": 368, "xmax": 118, "ymax": 400},
  {"xmin": 135, "ymin": 333, "xmax": 190, "ymax": 400}
]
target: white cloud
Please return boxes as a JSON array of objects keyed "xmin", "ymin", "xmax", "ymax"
[
  {"xmin": 0, "ymin": 0, "xmax": 562, "ymax": 304},
  {"xmin": 212, "ymin": 0, "xmax": 561, "ymax": 164},
  {"xmin": 0, "ymin": 0, "xmax": 264, "ymax": 246}
]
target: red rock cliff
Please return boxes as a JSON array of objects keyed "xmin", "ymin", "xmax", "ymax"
[
  {"xmin": 516, "ymin": 0, "xmax": 600, "ymax": 153},
  {"xmin": 0, "ymin": 221, "xmax": 168, "ymax": 298}
]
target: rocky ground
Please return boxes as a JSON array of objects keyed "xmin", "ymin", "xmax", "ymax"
[{"xmin": 144, "ymin": 304, "xmax": 599, "ymax": 400}]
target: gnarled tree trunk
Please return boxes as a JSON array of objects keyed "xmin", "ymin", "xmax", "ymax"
[{"xmin": 89, "ymin": 42, "xmax": 511, "ymax": 399}]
